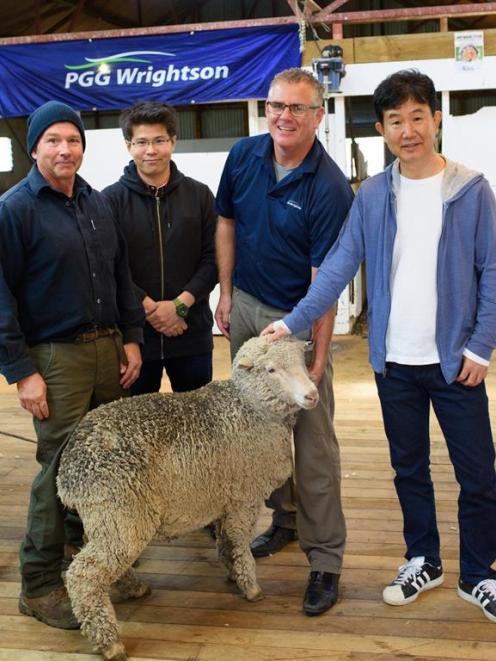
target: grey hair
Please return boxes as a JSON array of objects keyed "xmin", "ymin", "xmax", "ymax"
[{"xmin": 268, "ymin": 68, "xmax": 324, "ymax": 106}]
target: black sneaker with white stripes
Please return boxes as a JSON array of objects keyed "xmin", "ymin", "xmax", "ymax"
[
  {"xmin": 383, "ymin": 556, "xmax": 444, "ymax": 606},
  {"xmin": 458, "ymin": 578, "xmax": 496, "ymax": 623}
]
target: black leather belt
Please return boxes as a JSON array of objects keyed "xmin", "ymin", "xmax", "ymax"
[{"xmin": 73, "ymin": 327, "xmax": 117, "ymax": 344}]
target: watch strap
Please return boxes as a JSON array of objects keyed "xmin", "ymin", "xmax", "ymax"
[{"xmin": 173, "ymin": 297, "xmax": 189, "ymax": 318}]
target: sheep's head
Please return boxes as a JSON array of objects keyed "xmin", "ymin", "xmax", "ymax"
[{"xmin": 232, "ymin": 336, "xmax": 319, "ymax": 413}]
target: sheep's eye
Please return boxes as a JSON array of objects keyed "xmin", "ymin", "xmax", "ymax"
[{"xmin": 266, "ymin": 366, "xmax": 276, "ymax": 373}]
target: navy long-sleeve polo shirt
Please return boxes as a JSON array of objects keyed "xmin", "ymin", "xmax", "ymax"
[
  {"xmin": 216, "ymin": 134, "xmax": 354, "ymax": 311},
  {"xmin": 0, "ymin": 165, "xmax": 144, "ymax": 384}
]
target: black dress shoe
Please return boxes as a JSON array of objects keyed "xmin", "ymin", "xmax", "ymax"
[
  {"xmin": 250, "ymin": 524, "xmax": 298, "ymax": 558},
  {"xmin": 303, "ymin": 571, "xmax": 339, "ymax": 616}
]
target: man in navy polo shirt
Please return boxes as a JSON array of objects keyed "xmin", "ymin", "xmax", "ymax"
[{"xmin": 215, "ymin": 67, "xmax": 354, "ymax": 615}]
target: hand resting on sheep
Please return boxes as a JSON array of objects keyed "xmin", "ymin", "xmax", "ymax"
[{"xmin": 57, "ymin": 336, "xmax": 319, "ymax": 661}]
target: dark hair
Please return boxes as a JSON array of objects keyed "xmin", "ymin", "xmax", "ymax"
[
  {"xmin": 119, "ymin": 101, "xmax": 177, "ymax": 141},
  {"xmin": 373, "ymin": 69, "xmax": 437, "ymax": 123}
]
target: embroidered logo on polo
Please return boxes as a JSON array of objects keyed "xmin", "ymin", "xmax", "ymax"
[{"xmin": 287, "ymin": 200, "xmax": 302, "ymax": 210}]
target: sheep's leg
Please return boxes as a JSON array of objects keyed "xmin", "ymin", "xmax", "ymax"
[
  {"xmin": 221, "ymin": 505, "xmax": 263, "ymax": 602},
  {"xmin": 65, "ymin": 510, "xmax": 153, "ymax": 661},
  {"xmin": 65, "ymin": 542, "xmax": 128, "ymax": 661},
  {"xmin": 216, "ymin": 520, "xmax": 235, "ymax": 581}
]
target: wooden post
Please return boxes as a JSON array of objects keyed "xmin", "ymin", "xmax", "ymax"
[{"xmin": 333, "ymin": 22, "xmax": 344, "ymax": 39}]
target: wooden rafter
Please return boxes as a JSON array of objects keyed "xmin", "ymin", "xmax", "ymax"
[
  {"xmin": 314, "ymin": 2, "xmax": 496, "ymax": 25},
  {"xmin": 68, "ymin": 0, "xmax": 87, "ymax": 33},
  {"xmin": 2, "ymin": 2, "xmax": 496, "ymax": 46},
  {"xmin": 286, "ymin": 0, "xmax": 305, "ymax": 21},
  {"xmin": 286, "ymin": 0, "xmax": 350, "ymax": 20}
]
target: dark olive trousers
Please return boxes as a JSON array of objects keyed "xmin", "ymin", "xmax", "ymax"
[{"xmin": 20, "ymin": 336, "xmax": 127, "ymax": 597}]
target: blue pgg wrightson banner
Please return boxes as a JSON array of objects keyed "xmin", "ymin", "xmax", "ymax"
[{"xmin": 0, "ymin": 25, "xmax": 300, "ymax": 117}]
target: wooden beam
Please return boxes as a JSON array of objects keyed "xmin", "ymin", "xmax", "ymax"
[
  {"xmin": 314, "ymin": 3, "xmax": 496, "ymax": 25},
  {"xmin": 0, "ymin": 16, "xmax": 299, "ymax": 45},
  {"xmin": 3, "ymin": 3, "xmax": 496, "ymax": 47},
  {"xmin": 68, "ymin": 0, "xmax": 87, "ymax": 33},
  {"xmin": 333, "ymin": 23, "xmax": 344, "ymax": 39}
]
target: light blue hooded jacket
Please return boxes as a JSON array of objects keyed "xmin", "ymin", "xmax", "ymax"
[{"xmin": 283, "ymin": 158, "xmax": 496, "ymax": 383}]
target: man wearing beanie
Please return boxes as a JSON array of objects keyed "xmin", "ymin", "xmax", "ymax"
[{"xmin": 0, "ymin": 100, "xmax": 144, "ymax": 628}]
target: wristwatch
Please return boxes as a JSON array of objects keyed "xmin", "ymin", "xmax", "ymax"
[{"xmin": 173, "ymin": 297, "xmax": 189, "ymax": 318}]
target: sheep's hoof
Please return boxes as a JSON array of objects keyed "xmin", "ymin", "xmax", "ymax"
[
  {"xmin": 245, "ymin": 587, "xmax": 264, "ymax": 602},
  {"xmin": 127, "ymin": 580, "xmax": 152, "ymax": 599},
  {"xmin": 102, "ymin": 641, "xmax": 128, "ymax": 661},
  {"xmin": 112, "ymin": 579, "xmax": 152, "ymax": 602},
  {"xmin": 104, "ymin": 654, "xmax": 127, "ymax": 661}
]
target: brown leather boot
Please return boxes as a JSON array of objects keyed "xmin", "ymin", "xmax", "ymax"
[{"xmin": 19, "ymin": 584, "xmax": 80, "ymax": 629}]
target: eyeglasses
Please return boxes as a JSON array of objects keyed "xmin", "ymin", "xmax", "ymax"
[
  {"xmin": 128, "ymin": 137, "xmax": 172, "ymax": 149},
  {"xmin": 266, "ymin": 101, "xmax": 321, "ymax": 117}
]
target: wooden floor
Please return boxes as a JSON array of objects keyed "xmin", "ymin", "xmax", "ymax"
[{"xmin": 1, "ymin": 335, "xmax": 496, "ymax": 660}]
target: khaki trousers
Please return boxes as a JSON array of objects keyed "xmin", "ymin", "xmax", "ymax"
[
  {"xmin": 20, "ymin": 335, "xmax": 127, "ymax": 597},
  {"xmin": 230, "ymin": 288, "xmax": 346, "ymax": 573}
]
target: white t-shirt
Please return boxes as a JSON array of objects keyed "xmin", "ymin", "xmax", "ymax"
[{"xmin": 386, "ymin": 170, "xmax": 444, "ymax": 364}]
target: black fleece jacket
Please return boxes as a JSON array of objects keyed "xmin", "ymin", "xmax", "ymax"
[{"xmin": 103, "ymin": 160, "xmax": 217, "ymax": 361}]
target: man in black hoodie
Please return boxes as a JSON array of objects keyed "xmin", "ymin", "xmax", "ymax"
[{"xmin": 103, "ymin": 102, "xmax": 217, "ymax": 394}]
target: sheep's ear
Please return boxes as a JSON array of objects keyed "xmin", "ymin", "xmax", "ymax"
[{"xmin": 237, "ymin": 356, "xmax": 254, "ymax": 370}]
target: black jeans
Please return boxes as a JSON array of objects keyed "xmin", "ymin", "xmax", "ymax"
[
  {"xmin": 375, "ymin": 362, "xmax": 496, "ymax": 585},
  {"xmin": 131, "ymin": 352, "xmax": 213, "ymax": 395}
]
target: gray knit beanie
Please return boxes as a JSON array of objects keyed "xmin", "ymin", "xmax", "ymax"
[{"xmin": 27, "ymin": 101, "xmax": 86, "ymax": 154}]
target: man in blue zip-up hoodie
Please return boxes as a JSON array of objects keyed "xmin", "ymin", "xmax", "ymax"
[{"xmin": 263, "ymin": 70, "xmax": 496, "ymax": 623}]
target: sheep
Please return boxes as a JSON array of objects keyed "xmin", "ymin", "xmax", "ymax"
[{"xmin": 57, "ymin": 336, "xmax": 319, "ymax": 661}]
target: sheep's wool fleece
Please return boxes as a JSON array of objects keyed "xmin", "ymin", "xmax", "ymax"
[{"xmin": 57, "ymin": 337, "xmax": 305, "ymax": 538}]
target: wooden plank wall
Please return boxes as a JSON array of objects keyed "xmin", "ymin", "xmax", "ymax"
[{"xmin": 303, "ymin": 29, "xmax": 496, "ymax": 65}]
